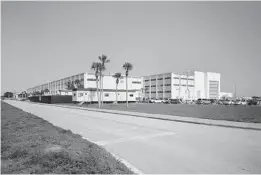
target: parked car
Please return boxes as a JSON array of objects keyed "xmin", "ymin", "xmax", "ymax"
[
  {"xmin": 210, "ymin": 99, "xmax": 218, "ymax": 104},
  {"xmin": 223, "ymin": 100, "xmax": 233, "ymax": 105},
  {"xmin": 247, "ymin": 99, "xmax": 258, "ymax": 106},
  {"xmin": 149, "ymin": 99, "xmax": 164, "ymax": 103},
  {"xmin": 234, "ymin": 99, "xmax": 247, "ymax": 105},
  {"xmin": 196, "ymin": 98, "xmax": 211, "ymax": 105},
  {"xmin": 169, "ymin": 98, "xmax": 182, "ymax": 104},
  {"xmin": 163, "ymin": 99, "xmax": 171, "ymax": 104},
  {"xmin": 183, "ymin": 99, "xmax": 194, "ymax": 104}
]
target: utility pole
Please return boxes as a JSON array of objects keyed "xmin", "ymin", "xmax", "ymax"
[
  {"xmin": 178, "ymin": 73, "xmax": 181, "ymax": 99},
  {"xmin": 234, "ymin": 84, "xmax": 237, "ymax": 100}
]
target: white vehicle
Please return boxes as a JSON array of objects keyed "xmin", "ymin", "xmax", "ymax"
[
  {"xmin": 223, "ymin": 100, "xmax": 233, "ymax": 105},
  {"xmin": 149, "ymin": 99, "xmax": 164, "ymax": 103},
  {"xmin": 234, "ymin": 99, "xmax": 247, "ymax": 105}
]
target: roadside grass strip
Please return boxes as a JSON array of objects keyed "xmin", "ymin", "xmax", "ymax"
[{"xmin": 1, "ymin": 101, "xmax": 134, "ymax": 174}]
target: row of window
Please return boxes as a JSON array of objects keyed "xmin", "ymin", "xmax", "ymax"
[
  {"xmin": 87, "ymin": 79, "xmax": 141, "ymax": 84},
  {"xmin": 147, "ymin": 91, "xmax": 171, "ymax": 93},
  {"xmin": 145, "ymin": 84, "xmax": 194, "ymax": 87},
  {"xmin": 77, "ymin": 93, "xmax": 134, "ymax": 97},
  {"xmin": 132, "ymin": 81, "xmax": 141, "ymax": 84},
  {"xmin": 173, "ymin": 84, "xmax": 194, "ymax": 87},
  {"xmin": 144, "ymin": 77, "xmax": 194, "ymax": 82},
  {"xmin": 144, "ymin": 77, "xmax": 171, "ymax": 82},
  {"xmin": 173, "ymin": 77, "xmax": 194, "ymax": 80}
]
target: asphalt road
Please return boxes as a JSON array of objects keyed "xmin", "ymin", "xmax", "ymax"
[{"xmin": 5, "ymin": 100, "xmax": 261, "ymax": 174}]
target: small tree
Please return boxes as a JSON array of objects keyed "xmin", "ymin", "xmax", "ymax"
[
  {"xmin": 44, "ymin": 88, "xmax": 49, "ymax": 95},
  {"xmin": 122, "ymin": 62, "xmax": 133, "ymax": 107},
  {"xmin": 113, "ymin": 72, "xmax": 123, "ymax": 104},
  {"xmin": 4, "ymin": 92, "xmax": 13, "ymax": 98},
  {"xmin": 74, "ymin": 79, "xmax": 81, "ymax": 89},
  {"xmin": 65, "ymin": 81, "xmax": 72, "ymax": 90}
]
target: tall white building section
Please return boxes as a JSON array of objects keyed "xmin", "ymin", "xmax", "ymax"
[{"xmin": 143, "ymin": 70, "xmax": 221, "ymax": 100}]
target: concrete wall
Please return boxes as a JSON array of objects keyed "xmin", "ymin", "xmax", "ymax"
[
  {"xmin": 85, "ymin": 73, "xmax": 142, "ymax": 91},
  {"xmin": 194, "ymin": 71, "xmax": 206, "ymax": 99}
]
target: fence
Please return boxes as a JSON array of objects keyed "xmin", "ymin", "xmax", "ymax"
[{"xmin": 29, "ymin": 95, "xmax": 72, "ymax": 104}]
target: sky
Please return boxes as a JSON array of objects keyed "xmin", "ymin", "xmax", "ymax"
[{"xmin": 2, "ymin": 1, "xmax": 261, "ymax": 97}]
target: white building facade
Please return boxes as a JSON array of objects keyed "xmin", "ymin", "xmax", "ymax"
[
  {"xmin": 143, "ymin": 71, "xmax": 221, "ymax": 100},
  {"xmin": 27, "ymin": 72, "xmax": 143, "ymax": 103}
]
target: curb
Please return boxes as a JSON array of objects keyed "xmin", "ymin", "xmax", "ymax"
[{"xmin": 52, "ymin": 104, "xmax": 261, "ymax": 131}]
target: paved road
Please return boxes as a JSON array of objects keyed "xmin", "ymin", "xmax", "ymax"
[{"xmin": 5, "ymin": 100, "xmax": 261, "ymax": 174}]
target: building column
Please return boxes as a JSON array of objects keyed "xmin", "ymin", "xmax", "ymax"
[
  {"xmin": 149, "ymin": 77, "xmax": 151, "ymax": 99},
  {"xmin": 163, "ymin": 74, "xmax": 165, "ymax": 99},
  {"xmin": 179, "ymin": 73, "xmax": 181, "ymax": 99},
  {"xmin": 156, "ymin": 75, "xmax": 158, "ymax": 99}
]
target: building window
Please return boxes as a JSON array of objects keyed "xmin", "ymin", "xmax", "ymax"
[
  {"xmin": 85, "ymin": 93, "xmax": 87, "ymax": 95},
  {"xmin": 130, "ymin": 94, "xmax": 134, "ymax": 97},
  {"xmin": 157, "ymin": 78, "xmax": 163, "ymax": 80},
  {"xmin": 145, "ymin": 85, "xmax": 149, "ymax": 88},
  {"xmin": 165, "ymin": 84, "xmax": 171, "ymax": 86},
  {"xmin": 165, "ymin": 91, "xmax": 171, "ymax": 93},
  {"xmin": 165, "ymin": 77, "xmax": 171, "ymax": 79},
  {"xmin": 87, "ymin": 78, "xmax": 96, "ymax": 81},
  {"xmin": 151, "ymin": 85, "xmax": 156, "ymax": 87},
  {"xmin": 151, "ymin": 91, "xmax": 156, "ymax": 93},
  {"xmin": 151, "ymin": 79, "xmax": 156, "ymax": 81},
  {"xmin": 105, "ymin": 93, "xmax": 109, "ymax": 97},
  {"xmin": 132, "ymin": 81, "xmax": 141, "ymax": 84},
  {"xmin": 144, "ymin": 80, "xmax": 149, "ymax": 82},
  {"xmin": 158, "ymin": 91, "xmax": 163, "ymax": 93},
  {"xmin": 78, "ymin": 93, "xmax": 83, "ymax": 97}
]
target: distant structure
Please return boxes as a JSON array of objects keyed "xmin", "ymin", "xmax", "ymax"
[
  {"xmin": 142, "ymin": 70, "xmax": 221, "ymax": 100},
  {"xmin": 219, "ymin": 92, "xmax": 233, "ymax": 100}
]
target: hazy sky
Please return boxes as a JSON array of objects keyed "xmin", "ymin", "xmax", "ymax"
[{"xmin": 2, "ymin": 1, "xmax": 261, "ymax": 96}]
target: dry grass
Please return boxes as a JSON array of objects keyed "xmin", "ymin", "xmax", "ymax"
[{"xmin": 1, "ymin": 101, "xmax": 133, "ymax": 174}]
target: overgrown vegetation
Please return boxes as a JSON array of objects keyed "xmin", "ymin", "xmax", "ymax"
[{"xmin": 1, "ymin": 102, "xmax": 133, "ymax": 174}]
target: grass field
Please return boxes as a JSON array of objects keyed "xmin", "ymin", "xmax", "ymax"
[
  {"xmin": 1, "ymin": 101, "xmax": 133, "ymax": 174},
  {"xmin": 73, "ymin": 103, "xmax": 261, "ymax": 123}
]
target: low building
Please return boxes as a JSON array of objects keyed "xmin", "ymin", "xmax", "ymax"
[
  {"xmin": 27, "ymin": 72, "xmax": 143, "ymax": 103},
  {"xmin": 142, "ymin": 70, "xmax": 221, "ymax": 100}
]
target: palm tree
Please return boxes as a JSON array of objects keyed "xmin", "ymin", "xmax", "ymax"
[
  {"xmin": 91, "ymin": 62, "xmax": 102, "ymax": 108},
  {"xmin": 65, "ymin": 81, "xmax": 72, "ymax": 90},
  {"xmin": 113, "ymin": 72, "xmax": 123, "ymax": 104},
  {"xmin": 74, "ymin": 79, "xmax": 81, "ymax": 89},
  {"xmin": 98, "ymin": 54, "xmax": 110, "ymax": 106},
  {"xmin": 44, "ymin": 88, "xmax": 49, "ymax": 95},
  {"xmin": 122, "ymin": 62, "xmax": 133, "ymax": 107}
]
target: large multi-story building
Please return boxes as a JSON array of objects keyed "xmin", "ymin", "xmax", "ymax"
[
  {"xmin": 142, "ymin": 70, "xmax": 221, "ymax": 100},
  {"xmin": 27, "ymin": 72, "xmax": 143, "ymax": 102}
]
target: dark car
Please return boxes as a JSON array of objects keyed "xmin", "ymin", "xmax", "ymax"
[
  {"xmin": 196, "ymin": 98, "xmax": 211, "ymax": 105},
  {"xmin": 170, "ymin": 99, "xmax": 182, "ymax": 104}
]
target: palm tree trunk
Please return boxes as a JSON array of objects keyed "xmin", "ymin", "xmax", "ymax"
[
  {"xmin": 101, "ymin": 75, "xmax": 104, "ymax": 106},
  {"xmin": 99, "ymin": 75, "xmax": 102, "ymax": 106},
  {"xmin": 116, "ymin": 83, "xmax": 118, "ymax": 104},
  {"xmin": 96, "ymin": 79, "xmax": 100, "ymax": 108},
  {"xmin": 126, "ymin": 76, "xmax": 128, "ymax": 107}
]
